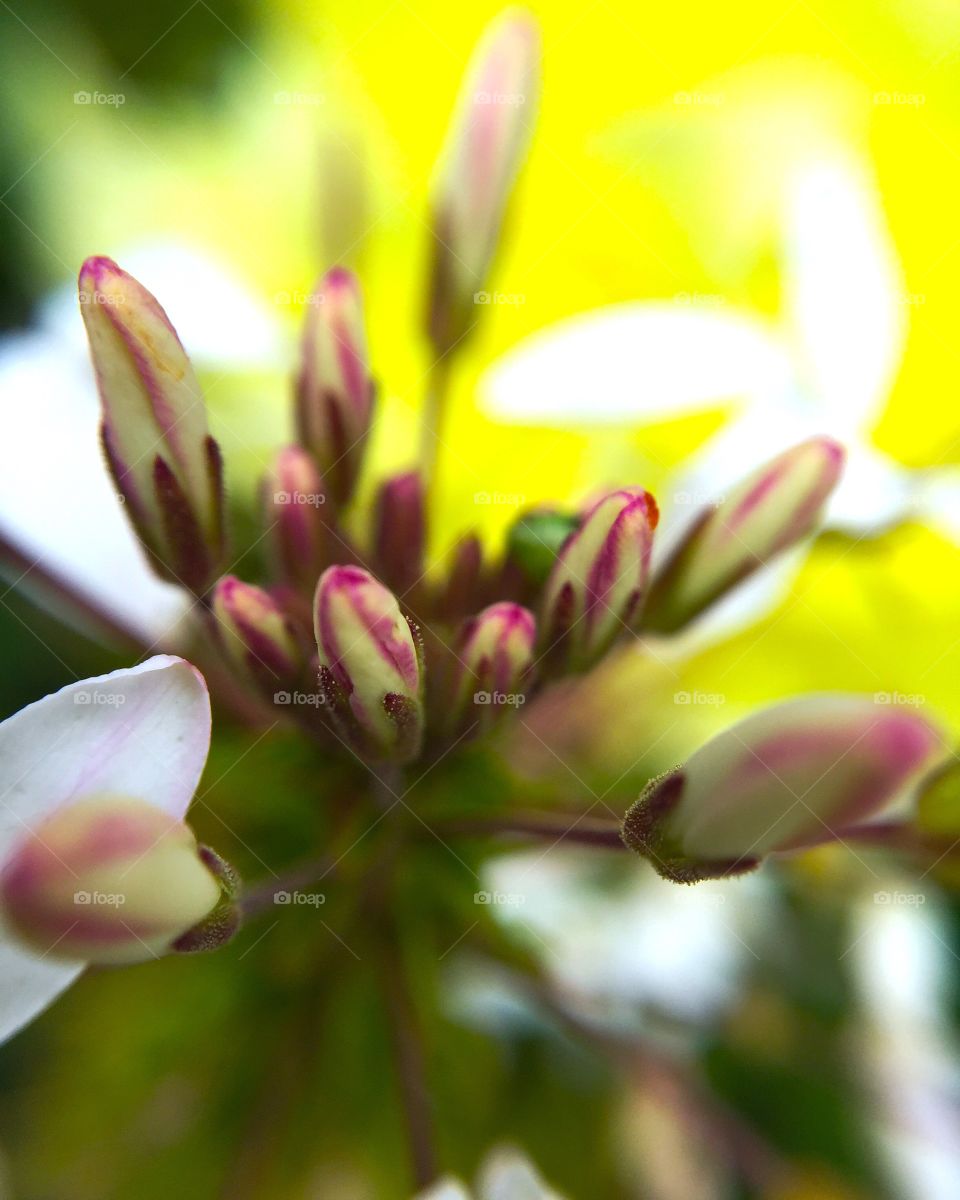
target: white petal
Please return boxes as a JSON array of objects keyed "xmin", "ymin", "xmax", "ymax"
[
  {"xmin": 0, "ymin": 656, "xmax": 210, "ymax": 858},
  {"xmin": 415, "ymin": 1181, "xmax": 472, "ymax": 1200},
  {"xmin": 0, "ymin": 329, "xmax": 189, "ymax": 642},
  {"xmin": 479, "ymin": 1147, "xmax": 567, "ymax": 1200},
  {"xmin": 783, "ymin": 156, "xmax": 906, "ymax": 434},
  {"xmin": 480, "ymin": 303, "xmax": 793, "ymax": 424},
  {"xmin": 0, "ymin": 936, "xmax": 83, "ymax": 1046}
]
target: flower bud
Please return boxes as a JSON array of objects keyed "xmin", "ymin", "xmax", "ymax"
[
  {"xmin": 0, "ymin": 796, "xmax": 227, "ymax": 963},
  {"xmin": 261, "ymin": 446, "xmax": 330, "ymax": 591},
  {"xmin": 622, "ymin": 695, "xmax": 943, "ymax": 883},
  {"xmin": 643, "ymin": 437, "xmax": 845, "ymax": 633},
  {"xmin": 426, "ymin": 11, "xmax": 540, "ymax": 353},
  {"xmin": 539, "ymin": 488, "xmax": 658, "ymax": 673},
  {"xmin": 446, "ymin": 602, "xmax": 535, "ymax": 736},
  {"xmin": 295, "ymin": 267, "xmax": 374, "ymax": 506},
  {"xmin": 373, "ymin": 470, "xmax": 427, "ymax": 600},
  {"xmin": 314, "ymin": 566, "xmax": 424, "ymax": 762},
  {"xmin": 438, "ymin": 533, "xmax": 485, "ymax": 622},
  {"xmin": 212, "ymin": 576, "xmax": 304, "ymax": 694},
  {"xmin": 78, "ymin": 256, "xmax": 225, "ymax": 593}
]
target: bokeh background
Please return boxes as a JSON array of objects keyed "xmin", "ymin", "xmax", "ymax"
[{"xmin": 1, "ymin": 0, "xmax": 960, "ymax": 1197}]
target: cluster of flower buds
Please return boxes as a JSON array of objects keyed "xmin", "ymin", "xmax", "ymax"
[
  {"xmin": 212, "ymin": 575, "xmax": 306, "ymax": 699},
  {"xmin": 621, "ymin": 695, "xmax": 943, "ymax": 882},
  {"xmin": 79, "ymin": 257, "xmax": 226, "ymax": 594},
  {"xmin": 442, "ymin": 602, "xmax": 536, "ymax": 737}
]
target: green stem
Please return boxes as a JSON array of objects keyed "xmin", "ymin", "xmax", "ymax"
[
  {"xmin": 419, "ymin": 357, "xmax": 453, "ymax": 492},
  {"xmin": 437, "ymin": 811, "xmax": 625, "ymax": 848}
]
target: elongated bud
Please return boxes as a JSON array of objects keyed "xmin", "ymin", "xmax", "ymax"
[
  {"xmin": 78, "ymin": 257, "xmax": 225, "ymax": 593},
  {"xmin": 0, "ymin": 796, "xmax": 232, "ymax": 963},
  {"xmin": 439, "ymin": 533, "xmax": 484, "ymax": 622},
  {"xmin": 373, "ymin": 471, "xmax": 426, "ymax": 600},
  {"xmin": 622, "ymin": 695, "xmax": 943, "ymax": 883},
  {"xmin": 539, "ymin": 488, "xmax": 658, "ymax": 673},
  {"xmin": 212, "ymin": 576, "xmax": 304, "ymax": 696},
  {"xmin": 261, "ymin": 446, "xmax": 330, "ymax": 591},
  {"xmin": 643, "ymin": 438, "xmax": 845, "ymax": 633},
  {"xmin": 295, "ymin": 267, "xmax": 374, "ymax": 505},
  {"xmin": 446, "ymin": 602, "xmax": 535, "ymax": 736},
  {"xmin": 426, "ymin": 11, "xmax": 539, "ymax": 354},
  {"xmin": 314, "ymin": 566, "xmax": 424, "ymax": 762}
]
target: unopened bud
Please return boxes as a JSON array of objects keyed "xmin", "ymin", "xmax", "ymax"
[
  {"xmin": 295, "ymin": 267, "xmax": 374, "ymax": 505},
  {"xmin": 78, "ymin": 256, "xmax": 225, "ymax": 593},
  {"xmin": 314, "ymin": 566, "xmax": 424, "ymax": 762},
  {"xmin": 212, "ymin": 576, "xmax": 304, "ymax": 693},
  {"xmin": 643, "ymin": 437, "xmax": 845, "ymax": 633},
  {"xmin": 446, "ymin": 602, "xmax": 535, "ymax": 736},
  {"xmin": 426, "ymin": 10, "xmax": 539, "ymax": 353},
  {"xmin": 539, "ymin": 488, "xmax": 658, "ymax": 672},
  {"xmin": 373, "ymin": 471, "xmax": 427, "ymax": 600},
  {"xmin": 0, "ymin": 796, "xmax": 228, "ymax": 963},
  {"xmin": 261, "ymin": 446, "xmax": 329, "ymax": 591},
  {"xmin": 622, "ymin": 695, "xmax": 942, "ymax": 883},
  {"xmin": 439, "ymin": 533, "xmax": 485, "ymax": 622}
]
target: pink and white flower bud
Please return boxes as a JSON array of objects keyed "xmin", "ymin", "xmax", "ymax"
[
  {"xmin": 314, "ymin": 566, "xmax": 424, "ymax": 762},
  {"xmin": 426, "ymin": 11, "xmax": 540, "ymax": 353},
  {"xmin": 212, "ymin": 576, "xmax": 304, "ymax": 693},
  {"xmin": 539, "ymin": 488, "xmax": 658, "ymax": 673},
  {"xmin": 295, "ymin": 267, "xmax": 374, "ymax": 506},
  {"xmin": 446, "ymin": 602, "xmax": 536, "ymax": 736},
  {"xmin": 643, "ymin": 437, "xmax": 845, "ymax": 633},
  {"xmin": 622, "ymin": 695, "xmax": 943, "ymax": 883},
  {"xmin": 261, "ymin": 446, "xmax": 330, "ymax": 591},
  {"xmin": 373, "ymin": 470, "xmax": 427, "ymax": 600},
  {"xmin": 78, "ymin": 256, "xmax": 226, "ymax": 593},
  {"xmin": 0, "ymin": 796, "xmax": 223, "ymax": 964}
]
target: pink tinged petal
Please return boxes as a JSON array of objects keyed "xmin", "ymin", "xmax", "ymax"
[
  {"xmin": 426, "ymin": 11, "xmax": 540, "ymax": 352},
  {"xmin": 0, "ymin": 796, "xmax": 221, "ymax": 965},
  {"xmin": 313, "ymin": 566, "xmax": 423, "ymax": 761},
  {"xmin": 447, "ymin": 602, "xmax": 536, "ymax": 735},
  {"xmin": 295, "ymin": 268, "xmax": 373, "ymax": 506},
  {"xmin": 624, "ymin": 696, "xmax": 944, "ymax": 882},
  {"xmin": 539, "ymin": 488, "xmax": 658, "ymax": 672},
  {"xmin": 643, "ymin": 437, "xmax": 844, "ymax": 633},
  {"xmin": 212, "ymin": 576, "xmax": 304, "ymax": 689}
]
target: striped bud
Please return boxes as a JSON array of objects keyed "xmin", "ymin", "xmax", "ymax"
[
  {"xmin": 426, "ymin": 11, "xmax": 540, "ymax": 353},
  {"xmin": 0, "ymin": 796, "xmax": 227, "ymax": 964},
  {"xmin": 643, "ymin": 437, "xmax": 845, "ymax": 633},
  {"xmin": 212, "ymin": 576, "xmax": 304, "ymax": 695},
  {"xmin": 446, "ymin": 602, "xmax": 535, "ymax": 736},
  {"xmin": 295, "ymin": 267, "xmax": 374, "ymax": 506},
  {"xmin": 539, "ymin": 488, "xmax": 658, "ymax": 673},
  {"xmin": 261, "ymin": 446, "xmax": 329, "ymax": 591},
  {"xmin": 314, "ymin": 566, "xmax": 424, "ymax": 762},
  {"xmin": 373, "ymin": 471, "xmax": 427, "ymax": 601},
  {"xmin": 78, "ymin": 256, "xmax": 225, "ymax": 593},
  {"xmin": 622, "ymin": 695, "xmax": 943, "ymax": 883}
]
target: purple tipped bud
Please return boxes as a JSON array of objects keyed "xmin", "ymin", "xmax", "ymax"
[
  {"xmin": 439, "ymin": 533, "xmax": 485, "ymax": 622},
  {"xmin": 643, "ymin": 437, "xmax": 845, "ymax": 633},
  {"xmin": 426, "ymin": 11, "xmax": 540, "ymax": 353},
  {"xmin": 261, "ymin": 446, "xmax": 330, "ymax": 591},
  {"xmin": 373, "ymin": 471, "xmax": 427, "ymax": 601},
  {"xmin": 622, "ymin": 695, "xmax": 943, "ymax": 883},
  {"xmin": 447, "ymin": 602, "xmax": 536, "ymax": 736},
  {"xmin": 0, "ymin": 796, "xmax": 228, "ymax": 963},
  {"xmin": 212, "ymin": 576, "xmax": 304, "ymax": 695},
  {"xmin": 295, "ymin": 268, "xmax": 374, "ymax": 506},
  {"xmin": 313, "ymin": 566, "xmax": 424, "ymax": 762},
  {"xmin": 78, "ymin": 256, "xmax": 225, "ymax": 592},
  {"xmin": 539, "ymin": 488, "xmax": 658, "ymax": 673}
]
